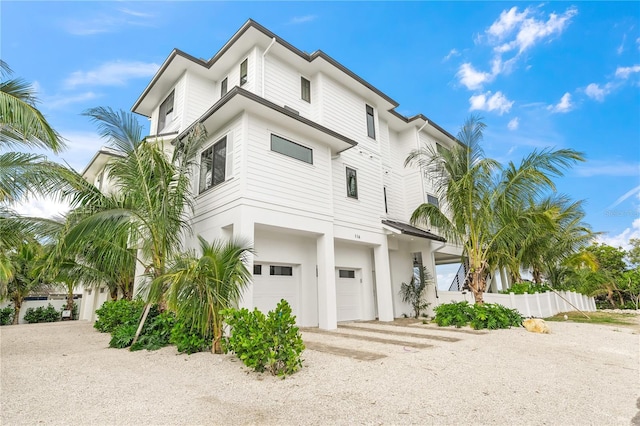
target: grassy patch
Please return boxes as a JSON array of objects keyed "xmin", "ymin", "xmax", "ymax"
[{"xmin": 546, "ymin": 311, "xmax": 639, "ymax": 328}]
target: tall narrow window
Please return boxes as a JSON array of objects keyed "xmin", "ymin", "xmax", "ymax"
[
  {"xmin": 301, "ymin": 77, "xmax": 311, "ymax": 102},
  {"xmin": 427, "ymin": 194, "xmax": 440, "ymax": 209},
  {"xmin": 158, "ymin": 91, "xmax": 174, "ymax": 133},
  {"xmin": 383, "ymin": 187, "xmax": 388, "ymax": 213},
  {"xmin": 240, "ymin": 59, "xmax": 248, "ymax": 86},
  {"xmin": 346, "ymin": 167, "xmax": 358, "ymax": 199},
  {"xmin": 366, "ymin": 104, "xmax": 376, "ymax": 139},
  {"xmin": 199, "ymin": 137, "xmax": 227, "ymax": 193},
  {"xmin": 220, "ymin": 77, "xmax": 228, "ymax": 97}
]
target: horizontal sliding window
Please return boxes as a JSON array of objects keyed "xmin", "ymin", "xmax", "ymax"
[{"xmin": 270, "ymin": 134, "xmax": 313, "ymax": 164}]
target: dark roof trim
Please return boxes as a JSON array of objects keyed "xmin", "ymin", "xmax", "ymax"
[
  {"xmin": 382, "ymin": 220, "xmax": 446, "ymax": 242},
  {"xmin": 132, "ymin": 19, "xmax": 399, "ymax": 114},
  {"xmin": 388, "ymin": 110, "xmax": 457, "ymax": 142},
  {"xmin": 81, "ymin": 148, "xmax": 126, "ymax": 177},
  {"xmin": 145, "ymin": 131, "xmax": 179, "ymax": 141},
  {"xmin": 177, "ymin": 86, "xmax": 358, "ymax": 149}
]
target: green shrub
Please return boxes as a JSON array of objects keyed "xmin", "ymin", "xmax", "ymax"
[
  {"xmin": 170, "ymin": 319, "xmax": 211, "ymax": 354},
  {"xmin": 500, "ymin": 281, "xmax": 551, "ymax": 295},
  {"xmin": 434, "ymin": 301, "xmax": 522, "ymax": 330},
  {"xmin": 109, "ymin": 324, "xmax": 138, "ymax": 348},
  {"xmin": 130, "ymin": 310, "xmax": 176, "ymax": 351},
  {"xmin": 223, "ymin": 299, "xmax": 305, "ymax": 377},
  {"xmin": 23, "ymin": 304, "xmax": 61, "ymax": 323},
  {"xmin": 0, "ymin": 306, "xmax": 14, "ymax": 325},
  {"xmin": 94, "ymin": 299, "xmax": 144, "ymax": 333}
]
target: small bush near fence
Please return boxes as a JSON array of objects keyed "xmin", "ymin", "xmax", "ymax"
[
  {"xmin": 434, "ymin": 301, "xmax": 523, "ymax": 330},
  {"xmin": 223, "ymin": 300, "xmax": 305, "ymax": 377},
  {"xmin": 499, "ymin": 282, "xmax": 552, "ymax": 295},
  {"xmin": 0, "ymin": 306, "xmax": 14, "ymax": 325},
  {"xmin": 94, "ymin": 299, "xmax": 212, "ymax": 354},
  {"xmin": 23, "ymin": 304, "xmax": 61, "ymax": 323}
]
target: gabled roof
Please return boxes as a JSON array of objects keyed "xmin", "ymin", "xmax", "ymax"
[
  {"xmin": 131, "ymin": 19, "xmax": 455, "ymax": 144},
  {"xmin": 382, "ymin": 220, "xmax": 446, "ymax": 242}
]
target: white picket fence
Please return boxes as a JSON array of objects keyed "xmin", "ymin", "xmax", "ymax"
[{"xmin": 436, "ymin": 290, "xmax": 596, "ymax": 318}]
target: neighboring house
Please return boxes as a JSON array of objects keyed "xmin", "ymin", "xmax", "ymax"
[{"xmin": 81, "ymin": 19, "xmax": 463, "ymax": 329}]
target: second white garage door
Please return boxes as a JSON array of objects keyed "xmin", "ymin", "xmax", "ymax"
[
  {"xmin": 336, "ymin": 268, "xmax": 362, "ymax": 322},
  {"xmin": 252, "ymin": 264, "xmax": 299, "ymax": 318}
]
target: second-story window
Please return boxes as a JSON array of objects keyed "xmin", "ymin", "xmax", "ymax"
[
  {"xmin": 221, "ymin": 77, "xmax": 228, "ymax": 97},
  {"xmin": 240, "ymin": 59, "xmax": 248, "ymax": 86},
  {"xmin": 366, "ymin": 104, "xmax": 376, "ymax": 139},
  {"xmin": 427, "ymin": 194, "xmax": 440, "ymax": 209},
  {"xmin": 199, "ymin": 136, "xmax": 227, "ymax": 193},
  {"xmin": 346, "ymin": 167, "xmax": 358, "ymax": 199},
  {"xmin": 158, "ymin": 90, "xmax": 174, "ymax": 133},
  {"xmin": 301, "ymin": 77, "xmax": 311, "ymax": 102},
  {"xmin": 270, "ymin": 134, "xmax": 313, "ymax": 164}
]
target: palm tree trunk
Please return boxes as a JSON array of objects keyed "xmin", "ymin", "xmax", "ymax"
[{"xmin": 12, "ymin": 300, "xmax": 21, "ymax": 325}]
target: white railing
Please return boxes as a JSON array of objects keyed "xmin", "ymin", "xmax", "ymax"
[{"xmin": 436, "ymin": 290, "xmax": 596, "ymax": 318}]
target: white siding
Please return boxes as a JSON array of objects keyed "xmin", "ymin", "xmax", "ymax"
[
  {"xmin": 192, "ymin": 115, "xmax": 244, "ymax": 225},
  {"xmin": 183, "ymin": 71, "xmax": 216, "ymax": 127},
  {"xmin": 244, "ymin": 115, "xmax": 333, "ymax": 218},
  {"xmin": 263, "ymin": 54, "xmax": 312, "ymax": 118}
]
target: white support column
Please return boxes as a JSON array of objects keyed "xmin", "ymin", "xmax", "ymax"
[
  {"xmin": 500, "ymin": 268, "xmax": 510, "ymax": 291},
  {"xmin": 422, "ymin": 248, "xmax": 438, "ymax": 317},
  {"xmin": 375, "ymin": 239, "xmax": 394, "ymax": 322},
  {"xmin": 317, "ymin": 231, "xmax": 337, "ymax": 330},
  {"xmin": 236, "ymin": 214, "xmax": 255, "ymax": 310}
]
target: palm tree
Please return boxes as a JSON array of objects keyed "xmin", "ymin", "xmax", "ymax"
[
  {"xmin": 161, "ymin": 236, "xmax": 254, "ymax": 354},
  {"xmin": 0, "ymin": 60, "xmax": 64, "ymax": 152},
  {"xmin": 405, "ymin": 115, "xmax": 584, "ymax": 304}
]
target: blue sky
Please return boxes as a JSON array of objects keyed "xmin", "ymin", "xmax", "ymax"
[{"xmin": 3, "ymin": 1, "xmax": 640, "ymax": 250}]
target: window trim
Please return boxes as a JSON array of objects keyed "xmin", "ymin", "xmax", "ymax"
[
  {"xmin": 346, "ymin": 167, "xmax": 358, "ymax": 199},
  {"xmin": 301, "ymin": 76, "xmax": 311, "ymax": 103},
  {"xmin": 270, "ymin": 265, "xmax": 293, "ymax": 276},
  {"xmin": 270, "ymin": 133, "xmax": 313, "ymax": 165},
  {"xmin": 427, "ymin": 193, "xmax": 440, "ymax": 209},
  {"xmin": 339, "ymin": 269, "xmax": 356, "ymax": 279},
  {"xmin": 240, "ymin": 59, "xmax": 248, "ymax": 86},
  {"xmin": 199, "ymin": 136, "xmax": 228, "ymax": 194},
  {"xmin": 366, "ymin": 104, "xmax": 376, "ymax": 139},
  {"xmin": 253, "ymin": 264, "xmax": 262, "ymax": 275},
  {"xmin": 220, "ymin": 77, "xmax": 228, "ymax": 97},
  {"xmin": 157, "ymin": 90, "xmax": 175, "ymax": 133}
]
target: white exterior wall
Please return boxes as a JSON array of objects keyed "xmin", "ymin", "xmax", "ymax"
[
  {"xmin": 150, "ymin": 75, "xmax": 185, "ymax": 136},
  {"xmin": 263, "ymin": 53, "xmax": 312, "ymax": 118},
  {"xmin": 183, "ymin": 71, "xmax": 216, "ymax": 127}
]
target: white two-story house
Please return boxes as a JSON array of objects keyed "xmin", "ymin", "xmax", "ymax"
[{"xmin": 81, "ymin": 19, "xmax": 462, "ymax": 328}]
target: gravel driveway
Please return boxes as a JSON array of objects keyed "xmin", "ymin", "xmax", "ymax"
[{"xmin": 1, "ymin": 318, "xmax": 638, "ymax": 425}]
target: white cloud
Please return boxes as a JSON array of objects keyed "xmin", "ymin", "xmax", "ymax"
[
  {"xmin": 61, "ymin": 8, "xmax": 157, "ymax": 35},
  {"xmin": 615, "ymin": 65, "xmax": 640, "ymax": 79},
  {"xmin": 457, "ymin": 63, "xmax": 494, "ymax": 90},
  {"xmin": 443, "ymin": 48, "xmax": 460, "ymax": 62},
  {"xmin": 289, "ymin": 15, "xmax": 317, "ymax": 24},
  {"xmin": 64, "ymin": 61, "xmax": 159, "ymax": 88},
  {"xmin": 47, "ymin": 91, "xmax": 100, "ymax": 108},
  {"xmin": 598, "ymin": 218, "xmax": 640, "ymax": 251},
  {"xmin": 584, "ymin": 83, "xmax": 611, "ymax": 102},
  {"xmin": 574, "ymin": 160, "xmax": 640, "ymax": 177},
  {"xmin": 487, "ymin": 7, "xmax": 529, "ymax": 40},
  {"xmin": 469, "ymin": 91, "xmax": 513, "ymax": 115},
  {"xmin": 547, "ymin": 92, "xmax": 573, "ymax": 113},
  {"xmin": 507, "ymin": 117, "xmax": 520, "ymax": 130},
  {"xmin": 608, "ymin": 185, "xmax": 640, "ymax": 209},
  {"xmin": 13, "ymin": 196, "xmax": 70, "ymax": 220}
]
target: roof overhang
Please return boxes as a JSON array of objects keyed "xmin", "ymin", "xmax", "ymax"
[
  {"xmin": 382, "ymin": 220, "xmax": 446, "ymax": 242},
  {"xmin": 177, "ymin": 86, "xmax": 357, "ymax": 155},
  {"xmin": 81, "ymin": 147, "xmax": 125, "ymax": 180}
]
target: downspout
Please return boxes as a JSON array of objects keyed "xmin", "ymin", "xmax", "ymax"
[{"xmin": 261, "ymin": 37, "xmax": 277, "ymax": 98}]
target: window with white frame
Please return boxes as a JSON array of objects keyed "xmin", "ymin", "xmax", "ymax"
[
  {"xmin": 270, "ymin": 134, "xmax": 313, "ymax": 164},
  {"xmin": 301, "ymin": 77, "xmax": 311, "ymax": 102},
  {"xmin": 158, "ymin": 91, "xmax": 174, "ymax": 133},
  {"xmin": 346, "ymin": 167, "xmax": 358, "ymax": 199},
  {"xmin": 240, "ymin": 59, "xmax": 248, "ymax": 86},
  {"xmin": 270, "ymin": 265, "xmax": 293, "ymax": 276},
  {"xmin": 199, "ymin": 137, "xmax": 227, "ymax": 193},
  {"xmin": 366, "ymin": 104, "xmax": 376, "ymax": 139}
]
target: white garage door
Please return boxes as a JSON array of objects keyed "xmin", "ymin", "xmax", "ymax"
[
  {"xmin": 253, "ymin": 264, "xmax": 299, "ymax": 318},
  {"xmin": 336, "ymin": 268, "xmax": 362, "ymax": 322}
]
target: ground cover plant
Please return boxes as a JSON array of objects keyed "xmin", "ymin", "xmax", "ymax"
[
  {"xmin": 545, "ymin": 311, "xmax": 639, "ymax": 328},
  {"xmin": 223, "ymin": 299, "xmax": 305, "ymax": 377},
  {"xmin": 433, "ymin": 301, "xmax": 522, "ymax": 330},
  {"xmin": 23, "ymin": 303, "xmax": 60, "ymax": 323}
]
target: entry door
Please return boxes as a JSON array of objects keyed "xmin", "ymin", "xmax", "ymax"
[{"xmin": 336, "ymin": 268, "xmax": 362, "ymax": 322}]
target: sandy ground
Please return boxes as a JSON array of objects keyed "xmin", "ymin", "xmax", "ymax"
[{"xmin": 1, "ymin": 317, "xmax": 638, "ymax": 426}]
